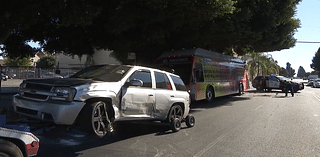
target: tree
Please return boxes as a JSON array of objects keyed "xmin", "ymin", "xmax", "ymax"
[
  {"xmin": 36, "ymin": 56, "xmax": 56, "ymax": 69},
  {"xmin": 311, "ymin": 47, "xmax": 320, "ymax": 71},
  {"xmin": 279, "ymin": 67, "xmax": 288, "ymax": 76},
  {"xmin": 4, "ymin": 56, "xmax": 32, "ymax": 67},
  {"xmin": 244, "ymin": 52, "xmax": 280, "ymax": 80},
  {"xmin": 297, "ymin": 66, "xmax": 306, "ymax": 78},
  {"xmin": 286, "ymin": 62, "xmax": 295, "ymax": 78},
  {"xmin": 0, "ymin": 0, "xmax": 301, "ymax": 65}
]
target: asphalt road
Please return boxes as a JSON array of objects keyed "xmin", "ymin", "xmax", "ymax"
[{"xmin": 5, "ymin": 79, "xmax": 320, "ymax": 156}]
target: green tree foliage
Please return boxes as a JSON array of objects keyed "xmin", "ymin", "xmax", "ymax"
[
  {"xmin": 36, "ymin": 56, "xmax": 56, "ymax": 69},
  {"xmin": 297, "ymin": 66, "xmax": 306, "ymax": 78},
  {"xmin": 0, "ymin": 0, "xmax": 301, "ymax": 65},
  {"xmin": 4, "ymin": 56, "xmax": 31, "ymax": 67},
  {"xmin": 279, "ymin": 67, "xmax": 288, "ymax": 76},
  {"xmin": 311, "ymin": 47, "xmax": 320, "ymax": 71},
  {"xmin": 286, "ymin": 62, "xmax": 295, "ymax": 77},
  {"xmin": 244, "ymin": 52, "xmax": 280, "ymax": 80}
]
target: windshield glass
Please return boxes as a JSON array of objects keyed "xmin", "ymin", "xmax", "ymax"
[
  {"xmin": 70, "ymin": 65, "xmax": 132, "ymax": 82},
  {"xmin": 277, "ymin": 76, "xmax": 290, "ymax": 81}
]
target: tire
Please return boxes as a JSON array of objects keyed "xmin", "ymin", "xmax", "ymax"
[
  {"xmin": 171, "ymin": 118, "xmax": 181, "ymax": 132},
  {"xmin": 185, "ymin": 115, "xmax": 195, "ymax": 128},
  {"xmin": 206, "ymin": 86, "xmax": 214, "ymax": 102},
  {"xmin": 167, "ymin": 105, "xmax": 184, "ymax": 122},
  {"xmin": 78, "ymin": 101, "xmax": 111, "ymax": 137},
  {"xmin": 238, "ymin": 83, "xmax": 244, "ymax": 95},
  {"xmin": 0, "ymin": 139, "xmax": 23, "ymax": 157}
]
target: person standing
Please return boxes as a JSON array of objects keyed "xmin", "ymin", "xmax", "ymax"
[{"xmin": 284, "ymin": 81, "xmax": 294, "ymax": 97}]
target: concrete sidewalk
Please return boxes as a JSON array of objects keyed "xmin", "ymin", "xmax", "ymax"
[{"xmin": 0, "ymin": 79, "xmax": 23, "ymax": 94}]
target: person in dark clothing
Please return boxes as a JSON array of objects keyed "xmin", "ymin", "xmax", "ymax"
[{"xmin": 284, "ymin": 81, "xmax": 294, "ymax": 97}]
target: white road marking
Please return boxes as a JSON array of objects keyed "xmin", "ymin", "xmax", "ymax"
[
  {"xmin": 255, "ymin": 105, "xmax": 262, "ymax": 111},
  {"xmin": 310, "ymin": 91, "xmax": 320, "ymax": 102},
  {"xmin": 193, "ymin": 133, "xmax": 227, "ymax": 157}
]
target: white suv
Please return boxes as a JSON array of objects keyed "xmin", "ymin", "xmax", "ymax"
[{"xmin": 12, "ymin": 65, "xmax": 195, "ymax": 137}]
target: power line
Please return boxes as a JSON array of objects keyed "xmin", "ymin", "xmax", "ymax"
[{"xmin": 296, "ymin": 41, "xmax": 320, "ymax": 43}]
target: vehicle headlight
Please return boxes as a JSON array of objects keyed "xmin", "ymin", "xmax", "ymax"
[
  {"xmin": 51, "ymin": 87, "xmax": 76, "ymax": 101},
  {"xmin": 19, "ymin": 82, "xmax": 27, "ymax": 94}
]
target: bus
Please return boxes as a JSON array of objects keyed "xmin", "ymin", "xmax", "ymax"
[{"xmin": 155, "ymin": 48, "xmax": 249, "ymax": 102}]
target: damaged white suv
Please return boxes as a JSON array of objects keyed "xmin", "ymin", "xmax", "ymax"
[{"xmin": 12, "ymin": 65, "xmax": 195, "ymax": 137}]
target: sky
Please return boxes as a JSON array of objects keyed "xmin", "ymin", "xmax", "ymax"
[{"xmin": 269, "ymin": 0, "xmax": 320, "ymax": 73}]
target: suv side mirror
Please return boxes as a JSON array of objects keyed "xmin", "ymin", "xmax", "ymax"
[{"xmin": 125, "ymin": 79, "xmax": 143, "ymax": 87}]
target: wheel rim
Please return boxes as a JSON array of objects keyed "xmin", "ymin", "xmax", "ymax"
[
  {"xmin": 190, "ymin": 116, "xmax": 195, "ymax": 124},
  {"xmin": 175, "ymin": 120, "xmax": 181, "ymax": 128},
  {"xmin": 239, "ymin": 84, "xmax": 243, "ymax": 94},
  {"xmin": 92, "ymin": 102, "xmax": 108, "ymax": 136},
  {"xmin": 168, "ymin": 105, "xmax": 183, "ymax": 122},
  {"xmin": 206, "ymin": 88, "xmax": 213, "ymax": 101}
]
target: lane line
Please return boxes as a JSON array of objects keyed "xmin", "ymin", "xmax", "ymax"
[
  {"xmin": 255, "ymin": 105, "xmax": 262, "ymax": 111},
  {"xmin": 311, "ymin": 92, "xmax": 320, "ymax": 102},
  {"xmin": 193, "ymin": 133, "xmax": 227, "ymax": 157}
]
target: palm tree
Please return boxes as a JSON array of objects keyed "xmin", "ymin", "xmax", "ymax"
[{"xmin": 243, "ymin": 52, "xmax": 280, "ymax": 80}]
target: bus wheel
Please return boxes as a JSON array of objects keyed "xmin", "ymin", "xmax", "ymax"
[
  {"xmin": 238, "ymin": 84, "xmax": 244, "ymax": 95},
  {"xmin": 206, "ymin": 87, "xmax": 214, "ymax": 102}
]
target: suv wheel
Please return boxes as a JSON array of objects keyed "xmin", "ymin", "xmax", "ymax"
[
  {"xmin": 79, "ymin": 101, "xmax": 110, "ymax": 137},
  {"xmin": 167, "ymin": 105, "xmax": 183, "ymax": 122}
]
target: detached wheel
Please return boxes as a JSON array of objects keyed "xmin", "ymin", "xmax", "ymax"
[
  {"xmin": 0, "ymin": 139, "xmax": 23, "ymax": 157},
  {"xmin": 206, "ymin": 87, "xmax": 214, "ymax": 102},
  {"xmin": 167, "ymin": 105, "xmax": 183, "ymax": 122},
  {"xmin": 171, "ymin": 118, "xmax": 181, "ymax": 132},
  {"xmin": 79, "ymin": 101, "xmax": 111, "ymax": 137},
  {"xmin": 185, "ymin": 115, "xmax": 195, "ymax": 128}
]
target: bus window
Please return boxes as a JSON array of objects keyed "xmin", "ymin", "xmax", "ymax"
[{"xmin": 194, "ymin": 63, "xmax": 204, "ymax": 82}]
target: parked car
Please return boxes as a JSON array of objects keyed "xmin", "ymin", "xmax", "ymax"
[
  {"xmin": 307, "ymin": 79, "xmax": 315, "ymax": 86},
  {"xmin": 1, "ymin": 72, "xmax": 8, "ymax": 81},
  {"xmin": 41, "ymin": 72, "xmax": 64, "ymax": 78},
  {"xmin": 312, "ymin": 79, "xmax": 320, "ymax": 88},
  {"xmin": 12, "ymin": 65, "xmax": 195, "ymax": 137}
]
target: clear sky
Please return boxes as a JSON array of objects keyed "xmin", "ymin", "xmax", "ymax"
[{"xmin": 270, "ymin": 0, "xmax": 320, "ymax": 73}]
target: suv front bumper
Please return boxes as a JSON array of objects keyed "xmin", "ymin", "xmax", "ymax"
[{"xmin": 12, "ymin": 95, "xmax": 85, "ymax": 125}]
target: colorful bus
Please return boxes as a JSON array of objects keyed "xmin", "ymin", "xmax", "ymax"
[{"xmin": 155, "ymin": 48, "xmax": 249, "ymax": 102}]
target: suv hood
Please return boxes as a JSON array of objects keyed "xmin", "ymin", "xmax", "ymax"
[{"xmin": 24, "ymin": 78, "xmax": 100, "ymax": 87}]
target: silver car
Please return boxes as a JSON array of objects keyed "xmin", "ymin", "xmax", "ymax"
[
  {"xmin": 12, "ymin": 65, "xmax": 194, "ymax": 137},
  {"xmin": 313, "ymin": 79, "xmax": 320, "ymax": 88}
]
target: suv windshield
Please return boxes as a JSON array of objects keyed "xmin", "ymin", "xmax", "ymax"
[{"xmin": 70, "ymin": 65, "xmax": 132, "ymax": 82}]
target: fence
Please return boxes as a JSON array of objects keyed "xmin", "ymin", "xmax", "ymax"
[{"xmin": 1, "ymin": 66, "xmax": 83, "ymax": 79}]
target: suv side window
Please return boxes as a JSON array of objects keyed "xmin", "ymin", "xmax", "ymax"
[
  {"xmin": 129, "ymin": 70, "xmax": 152, "ymax": 88},
  {"xmin": 155, "ymin": 71, "xmax": 172, "ymax": 90},
  {"xmin": 170, "ymin": 75, "xmax": 187, "ymax": 91}
]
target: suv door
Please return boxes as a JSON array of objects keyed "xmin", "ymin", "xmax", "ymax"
[
  {"xmin": 153, "ymin": 71, "xmax": 175, "ymax": 119},
  {"xmin": 267, "ymin": 76, "xmax": 280, "ymax": 89},
  {"xmin": 121, "ymin": 69, "xmax": 155, "ymax": 117}
]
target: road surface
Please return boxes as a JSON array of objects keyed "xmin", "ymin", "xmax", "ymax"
[{"xmin": 4, "ymin": 79, "xmax": 320, "ymax": 156}]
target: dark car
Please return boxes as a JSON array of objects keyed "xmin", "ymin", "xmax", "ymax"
[{"xmin": 252, "ymin": 76, "xmax": 268, "ymax": 91}]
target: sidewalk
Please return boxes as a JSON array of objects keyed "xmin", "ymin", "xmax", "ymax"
[
  {"xmin": 0, "ymin": 79, "xmax": 23, "ymax": 94},
  {"xmin": 0, "ymin": 79, "xmax": 23, "ymax": 118}
]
